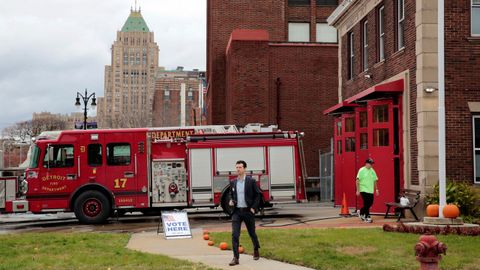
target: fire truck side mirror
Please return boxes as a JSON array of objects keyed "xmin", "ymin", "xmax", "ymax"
[
  {"xmin": 48, "ymin": 146, "xmax": 54, "ymax": 161},
  {"xmin": 47, "ymin": 145, "xmax": 55, "ymax": 168}
]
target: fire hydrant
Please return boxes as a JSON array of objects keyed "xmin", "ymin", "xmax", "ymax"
[{"xmin": 414, "ymin": 234, "xmax": 447, "ymax": 270}]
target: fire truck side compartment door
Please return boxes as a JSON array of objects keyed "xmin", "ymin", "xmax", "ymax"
[
  {"xmin": 269, "ymin": 146, "xmax": 296, "ymax": 200},
  {"xmin": 215, "ymin": 147, "xmax": 266, "ymax": 174},
  {"xmin": 189, "ymin": 148, "xmax": 213, "ymax": 204}
]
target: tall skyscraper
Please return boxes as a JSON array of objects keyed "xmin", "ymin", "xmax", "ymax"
[{"xmin": 97, "ymin": 7, "xmax": 159, "ymax": 128}]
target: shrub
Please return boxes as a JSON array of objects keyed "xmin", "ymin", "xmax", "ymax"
[{"xmin": 425, "ymin": 181, "xmax": 480, "ymax": 223}]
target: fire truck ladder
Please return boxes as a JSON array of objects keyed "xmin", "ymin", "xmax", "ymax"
[{"xmin": 187, "ymin": 133, "xmax": 291, "ymax": 142}]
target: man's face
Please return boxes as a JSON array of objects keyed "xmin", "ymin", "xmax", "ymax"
[
  {"xmin": 365, "ymin": 163, "xmax": 372, "ymax": 169},
  {"xmin": 236, "ymin": 163, "xmax": 245, "ymax": 175}
]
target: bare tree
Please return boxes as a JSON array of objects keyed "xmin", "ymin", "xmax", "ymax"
[{"xmin": 2, "ymin": 118, "xmax": 67, "ymax": 142}]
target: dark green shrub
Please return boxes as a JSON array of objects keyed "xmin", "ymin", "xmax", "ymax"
[{"xmin": 425, "ymin": 181, "xmax": 480, "ymax": 223}]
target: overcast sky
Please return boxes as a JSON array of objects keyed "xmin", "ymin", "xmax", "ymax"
[{"xmin": 0, "ymin": 0, "xmax": 206, "ymax": 130}]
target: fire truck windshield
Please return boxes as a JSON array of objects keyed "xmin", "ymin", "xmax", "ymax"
[{"xmin": 28, "ymin": 145, "xmax": 40, "ymax": 168}]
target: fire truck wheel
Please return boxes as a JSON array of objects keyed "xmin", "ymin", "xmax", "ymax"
[
  {"xmin": 220, "ymin": 190, "xmax": 235, "ymax": 216},
  {"xmin": 74, "ymin": 190, "xmax": 111, "ymax": 224}
]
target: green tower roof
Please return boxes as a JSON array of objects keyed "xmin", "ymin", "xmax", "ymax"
[{"xmin": 121, "ymin": 10, "xmax": 150, "ymax": 32}]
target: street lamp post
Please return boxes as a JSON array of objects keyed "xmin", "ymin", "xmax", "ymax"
[{"xmin": 75, "ymin": 89, "xmax": 96, "ymax": 130}]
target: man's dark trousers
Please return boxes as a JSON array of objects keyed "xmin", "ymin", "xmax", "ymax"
[
  {"xmin": 360, "ymin": 192, "xmax": 374, "ymax": 217},
  {"xmin": 232, "ymin": 208, "xmax": 260, "ymax": 259}
]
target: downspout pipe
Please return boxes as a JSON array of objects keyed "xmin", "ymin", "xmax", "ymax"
[{"xmin": 276, "ymin": 78, "xmax": 282, "ymax": 127}]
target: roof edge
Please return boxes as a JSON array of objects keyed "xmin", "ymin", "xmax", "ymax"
[{"xmin": 327, "ymin": 0, "xmax": 356, "ymax": 26}]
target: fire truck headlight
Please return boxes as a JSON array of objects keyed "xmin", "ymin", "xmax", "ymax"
[
  {"xmin": 19, "ymin": 179, "xmax": 28, "ymax": 195},
  {"xmin": 27, "ymin": 171, "xmax": 38, "ymax": 179}
]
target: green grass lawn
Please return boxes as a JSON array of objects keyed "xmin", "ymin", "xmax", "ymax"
[
  {"xmin": 210, "ymin": 228, "xmax": 480, "ymax": 270},
  {"xmin": 0, "ymin": 232, "xmax": 217, "ymax": 270}
]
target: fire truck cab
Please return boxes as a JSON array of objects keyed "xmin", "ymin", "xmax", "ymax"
[{"xmin": 4, "ymin": 125, "xmax": 306, "ymax": 224}]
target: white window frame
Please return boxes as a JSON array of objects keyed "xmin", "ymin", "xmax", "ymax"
[
  {"xmin": 348, "ymin": 32, "xmax": 355, "ymax": 79},
  {"xmin": 472, "ymin": 0, "xmax": 480, "ymax": 36},
  {"xmin": 288, "ymin": 22, "xmax": 310, "ymax": 42},
  {"xmin": 397, "ymin": 0, "xmax": 405, "ymax": 49},
  {"xmin": 473, "ymin": 116, "xmax": 480, "ymax": 183},
  {"xmin": 378, "ymin": 6, "xmax": 385, "ymax": 61},
  {"xmin": 362, "ymin": 21, "xmax": 368, "ymax": 71}
]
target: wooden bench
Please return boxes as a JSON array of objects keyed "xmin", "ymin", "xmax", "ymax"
[{"xmin": 384, "ymin": 189, "xmax": 421, "ymax": 222}]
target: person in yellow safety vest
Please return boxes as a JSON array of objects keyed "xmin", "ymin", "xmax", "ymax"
[{"xmin": 356, "ymin": 158, "xmax": 379, "ymax": 223}]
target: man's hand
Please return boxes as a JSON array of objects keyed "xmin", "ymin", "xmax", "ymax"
[
  {"xmin": 376, "ymin": 189, "xmax": 380, "ymax": 196},
  {"xmin": 250, "ymin": 208, "xmax": 255, "ymax": 214},
  {"xmin": 229, "ymin": 199, "xmax": 234, "ymax": 207},
  {"xmin": 356, "ymin": 191, "xmax": 360, "ymax": 196}
]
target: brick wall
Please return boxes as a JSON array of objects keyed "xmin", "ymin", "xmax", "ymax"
[
  {"xmin": 225, "ymin": 32, "xmax": 271, "ymax": 124},
  {"xmin": 225, "ymin": 33, "xmax": 338, "ymax": 176},
  {"xmin": 444, "ymin": 1, "xmax": 480, "ymax": 181},
  {"xmin": 207, "ymin": 0, "xmax": 286, "ymax": 124},
  {"xmin": 270, "ymin": 44, "xmax": 338, "ymax": 173},
  {"xmin": 208, "ymin": 0, "xmax": 339, "ymax": 176}
]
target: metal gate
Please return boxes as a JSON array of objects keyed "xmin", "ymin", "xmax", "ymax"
[{"xmin": 319, "ymin": 147, "xmax": 334, "ymax": 203}]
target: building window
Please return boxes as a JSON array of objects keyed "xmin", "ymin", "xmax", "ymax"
[
  {"xmin": 348, "ymin": 32, "xmax": 355, "ymax": 80},
  {"xmin": 345, "ymin": 117, "xmax": 355, "ymax": 132},
  {"xmin": 359, "ymin": 111, "xmax": 368, "ymax": 128},
  {"xmin": 397, "ymin": 0, "xmax": 405, "ymax": 49},
  {"xmin": 187, "ymin": 88, "xmax": 194, "ymax": 101},
  {"xmin": 373, "ymin": 104, "xmax": 389, "ymax": 122},
  {"xmin": 288, "ymin": 0, "xmax": 310, "ymax": 6},
  {"xmin": 362, "ymin": 20, "xmax": 368, "ymax": 71},
  {"xmin": 473, "ymin": 117, "xmax": 480, "ymax": 183},
  {"xmin": 164, "ymin": 86, "xmax": 170, "ymax": 100},
  {"xmin": 373, "ymin": 129, "xmax": 389, "ymax": 146},
  {"xmin": 316, "ymin": 0, "xmax": 338, "ymax": 5},
  {"xmin": 378, "ymin": 5, "xmax": 385, "ymax": 61},
  {"xmin": 472, "ymin": 0, "xmax": 480, "ymax": 36},
  {"xmin": 316, "ymin": 23, "xmax": 338, "ymax": 43},
  {"xmin": 288, "ymin": 22, "xmax": 310, "ymax": 42},
  {"xmin": 360, "ymin": 133, "xmax": 368, "ymax": 149},
  {"xmin": 345, "ymin": 137, "xmax": 356, "ymax": 152}
]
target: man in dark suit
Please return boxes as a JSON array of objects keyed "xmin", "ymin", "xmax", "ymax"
[{"xmin": 228, "ymin": 160, "xmax": 262, "ymax": 266}]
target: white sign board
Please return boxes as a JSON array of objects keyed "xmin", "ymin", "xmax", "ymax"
[{"xmin": 161, "ymin": 211, "xmax": 192, "ymax": 239}]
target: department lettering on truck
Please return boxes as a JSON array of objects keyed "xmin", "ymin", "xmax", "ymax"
[{"xmin": 1, "ymin": 125, "xmax": 307, "ymax": 224}]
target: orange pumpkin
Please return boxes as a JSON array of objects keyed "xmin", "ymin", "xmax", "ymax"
[
  {"xmin": 426, "ymin": 204, "xmax": 439, "ymax": 217},
  {"xmin": 203, "ymin": 234, "xmax": 210, "ymax": 240},
  {"xmin": 443, "ymin": 204, "xmax": 460, "ymax": 218},
  {"xmin": 238, "ymin": 245, "xmax": 245, "ymax": 254},
  {"xmin": 219, "ymin": 242, "xmax": 228, "ymax": 250},
  {"xmin": 207, "ymin": 241, "xmax": 214, "ymax": 246}
]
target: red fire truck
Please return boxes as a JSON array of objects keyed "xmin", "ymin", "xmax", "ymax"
[{"xmin": 1, "ymin": 125, "xmax": 306, "ymax": 224}]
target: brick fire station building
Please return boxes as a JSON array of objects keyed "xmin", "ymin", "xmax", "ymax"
[
  {"xmin": 206, "ymin": 0, "xmax": 339, "ymax": 177},
  {"xmin": 325, "ymin": 0, "xmax": 480, "ymax": 212}
]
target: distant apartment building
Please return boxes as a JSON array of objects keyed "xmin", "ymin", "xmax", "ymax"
[
  {"xmin": 97, "ymin": 8, "xmax": 159, "ymax": 128},
  {"xmin": 32, "ymin": 112, "xmax": 95, "ymax": 130},
  {"xmin": 152, "ymin": 67, "xmax": 205, "ymax": 127}
]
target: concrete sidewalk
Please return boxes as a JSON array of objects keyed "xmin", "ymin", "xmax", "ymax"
[{"xmin": 127, "ymin": 229, "xmax": 314, "ymax": 270}]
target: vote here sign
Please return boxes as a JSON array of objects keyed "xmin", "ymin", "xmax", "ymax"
[{"xmin": 161, "ymin": 211, "xmax": 192, "ymax": 239}]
